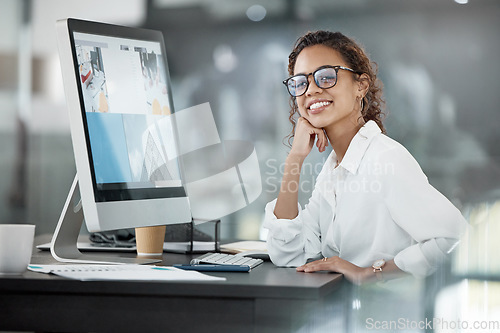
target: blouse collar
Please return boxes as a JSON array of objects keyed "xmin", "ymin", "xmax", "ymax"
[{"xmin": 333, "ymin": 120, "xmax": 382, "ymax": 175}]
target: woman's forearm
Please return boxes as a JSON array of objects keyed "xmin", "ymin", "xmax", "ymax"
[{"xmin": 273, "ymin": 153, "xmax": 305, "ymax": 219}]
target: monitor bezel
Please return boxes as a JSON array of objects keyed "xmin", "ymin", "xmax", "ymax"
[{"xmin": 65, "ymin": 18, "xmax": 186, "ymax": 203}]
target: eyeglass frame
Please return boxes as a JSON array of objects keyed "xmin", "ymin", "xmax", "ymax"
[{"xmin": 282, "ymin": 65, "xmax": 361, "ymax": 97}]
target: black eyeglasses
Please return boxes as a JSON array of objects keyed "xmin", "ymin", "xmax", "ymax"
[{"xmin": 283, "ymin": 65, "xmax": 360, "ymax": 97}]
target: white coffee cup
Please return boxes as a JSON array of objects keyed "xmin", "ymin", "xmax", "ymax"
[{"xmin": 0, "ymin": 224, "xmax": 36, "ymax": 275}]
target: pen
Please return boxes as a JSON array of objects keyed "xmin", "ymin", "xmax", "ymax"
[{"xmin": 173, "ymin": 264, "xmax": 251, "ymax": 272}]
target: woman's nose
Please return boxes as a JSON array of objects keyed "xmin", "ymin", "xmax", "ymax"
[{"xmin": 305, "ymin": 76, "xmax": 321, "ymax": 96}]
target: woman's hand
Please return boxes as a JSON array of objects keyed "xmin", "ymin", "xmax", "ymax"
[
  {"xmin": 296, "ymin": 256, "xmax": 372, "ymax": 285},
  {"xmin": 290, "ymin": 117, "xmax": 328, "ymax": 159},
  {"xmin": 273, "ymin": 118, "xmax": 328, "ymax": 220}
]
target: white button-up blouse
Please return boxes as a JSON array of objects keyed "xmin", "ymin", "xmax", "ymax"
[{"xmin": 263, "ymin": 120, "xmax": 468, "ymax": 278}]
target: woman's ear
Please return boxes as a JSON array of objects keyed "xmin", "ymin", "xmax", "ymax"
[{"xmin": 358, "ymin": 73, "xmax": 370, "ymax": 96}]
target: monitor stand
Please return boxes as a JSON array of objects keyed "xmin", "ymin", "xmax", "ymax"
[{"xmin": 50, "ymin": 175, "xmax": 161, "ymax": 264}]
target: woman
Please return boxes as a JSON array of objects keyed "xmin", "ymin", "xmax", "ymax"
[{"xmin": 263, "ymin": 31, "xmax": 467, "ymax": 284}]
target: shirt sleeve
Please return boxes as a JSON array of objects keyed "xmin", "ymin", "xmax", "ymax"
[
  {"xmin": 380, "ymin": 146, "xmax": 468, "ymax": 278},
  {"xmin": 263, "ymin": 186, "xmax": 325, "ymax": 267}
]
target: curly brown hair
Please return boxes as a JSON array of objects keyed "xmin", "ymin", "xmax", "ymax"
[{"xmin": 286, "ymin": 31, "xmax": 386, "ymax": 145}]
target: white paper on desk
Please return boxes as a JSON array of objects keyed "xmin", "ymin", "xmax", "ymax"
[
  {"xmin": 220, "ymin": 241, "xmax": 268, "ymax": 254},
  {"xmin": 28, "ymin": 264, "xmax": 226, "ymax": 282}
]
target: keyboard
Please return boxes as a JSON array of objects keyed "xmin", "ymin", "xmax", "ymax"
[{"xmin": 191, "ymin": 252, "xmax": 263, "ymax": 269}]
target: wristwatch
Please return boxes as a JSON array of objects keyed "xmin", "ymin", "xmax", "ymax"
[
  {"xmin": 372, "ymin": 259, "xmax": 386, "ymax": 272},
  {"xmin": 372, "ymin": 259, "xmax": 386, "ymax": 280}
]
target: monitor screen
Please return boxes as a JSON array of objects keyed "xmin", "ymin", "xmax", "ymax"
[
  {"xmin": 55, "ymin": 18, "xmax": 192, "ymax": 236},
  {"xmin": 69, "ymin": 26, "xmax": 186, "ymax": 202}
]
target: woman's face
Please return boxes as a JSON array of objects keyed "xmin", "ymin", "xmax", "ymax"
[{"xmin": 293, "ymin": 44, "xmax": 362, "ymax": 131}]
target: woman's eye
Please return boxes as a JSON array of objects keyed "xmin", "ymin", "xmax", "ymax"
[
  {"xmin": 296, "ymin": 81, "xmax": 307, "ymax": 88},
  {"xmin": 319, "ymin": 75, "xmax": 335, "ymax": 83}
]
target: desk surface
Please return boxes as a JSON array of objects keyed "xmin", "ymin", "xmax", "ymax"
[
  {"xmin": 3, "ymin": 248, "xmax": 341, "ymax": 300},
  {"xmin": 0, "ymin": 236, "xmax": 343, "ymax": 332}
]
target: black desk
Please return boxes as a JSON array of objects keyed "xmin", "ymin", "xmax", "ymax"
[{"xmin": 0, "ymin": 238, "xmax": 343, "ymax": 333}]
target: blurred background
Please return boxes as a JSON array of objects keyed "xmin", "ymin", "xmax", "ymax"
[{"xmin": 1, "ymin": 0, "xmax": 499, "ymax": 330}]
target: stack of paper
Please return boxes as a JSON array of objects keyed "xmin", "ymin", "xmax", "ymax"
[
  {"xmin": 28, "ymin": 264, "xmax": 226, "ymax": 282},
  {"xmin": 220, "ymin": 241, "xmax": 267, "ymax": 254}
]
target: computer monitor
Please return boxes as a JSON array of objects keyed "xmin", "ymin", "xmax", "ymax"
[{"xmin": 52, "ymin": 18, "xmax": 192, "ymax": 264}]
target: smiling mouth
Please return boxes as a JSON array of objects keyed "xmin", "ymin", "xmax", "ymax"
[{"xmin": 308, "ymin": 101, "xmax": 332, "ymax": 111}]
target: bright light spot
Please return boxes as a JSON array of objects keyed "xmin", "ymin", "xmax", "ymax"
[
  {"xmin": 246, "ymin": 5, "xmax": 266, "ymax": 22},
  {"xmin": 454, "ymin": 0, "xmax": 468, "ymax": 4},
  {"xmin": 352, "ymin": 298, "xmax": 361, "ymax": 310},
  {"xmin": 213, "ymin": 45, "xmax": 238, "ymax": 73}
]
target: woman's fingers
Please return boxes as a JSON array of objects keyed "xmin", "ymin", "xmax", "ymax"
[
  {"xmin": 296, "ymin": 257, "xmax": 331, "ymax": 272},
  {"xmin": 291, "ymin": 118, "xmax": 316, "ymax": 157},
  {"xmin": 294, "ymin": 117, "xmax": 328, "ymax": 154},
  {"xmin": 318, "ymin": 129, "xmax": 328, "ymax": 152},
  {"xmin": 314, "ymin": 128, "xmax": 328, "ymax": 153}
]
